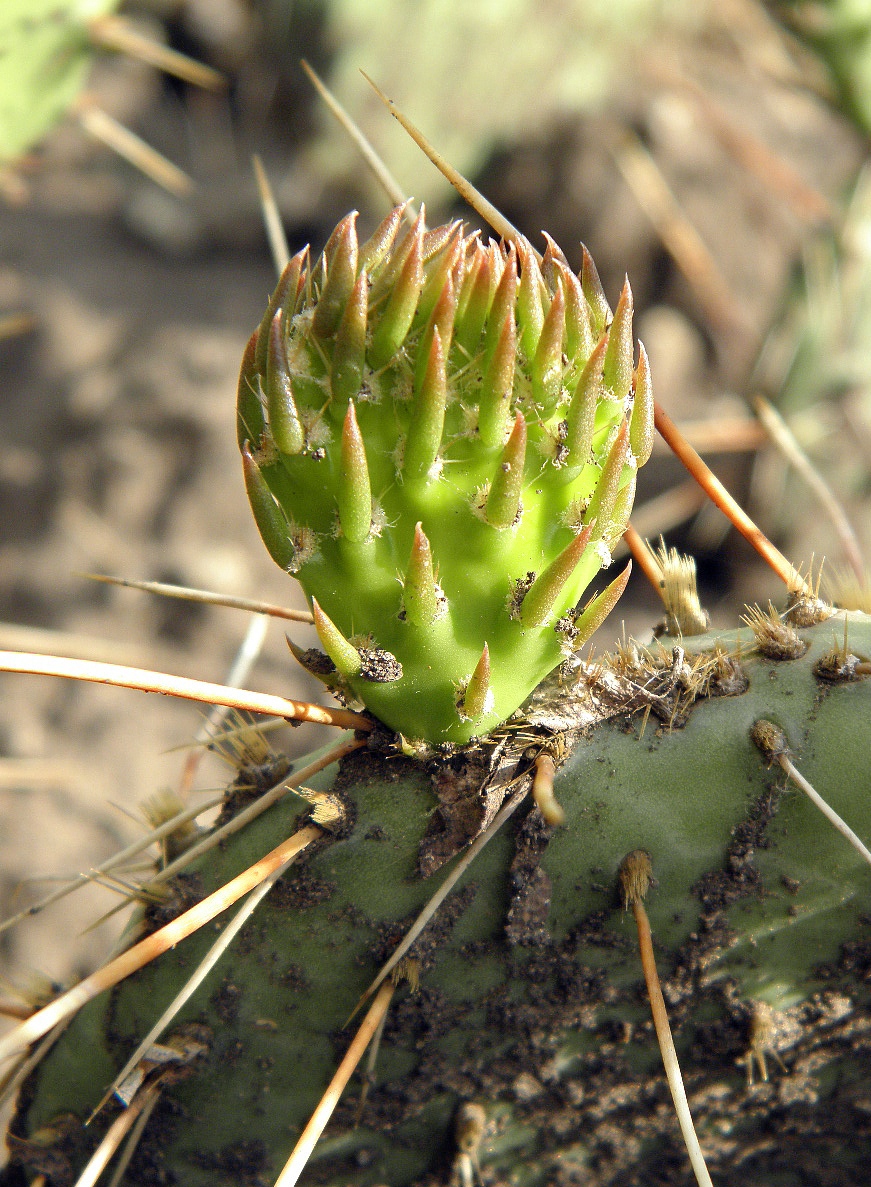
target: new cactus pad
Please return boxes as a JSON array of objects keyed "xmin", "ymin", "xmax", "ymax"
[{"xmin": 238, "ymin": 208, "xmax": 650, "ymax": 743}]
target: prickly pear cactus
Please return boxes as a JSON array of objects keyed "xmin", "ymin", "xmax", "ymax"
[
  {"xmin": 0, "ymin": 0, "xmax": 118, "ymax": 166},
  {"xmin": 5, "ymin": 190, "xmax": 871, "ymax": 1187},
  {"xmin": 238, "ymin": 209, "xmax": 649, "ymax": 744},
  {"xmin": 7, "ymin": 607, "xmax": 871, "ymax": 1186}
]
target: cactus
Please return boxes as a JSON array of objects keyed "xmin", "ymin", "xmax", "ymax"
[
  {"xmin": 0, "ymin": 0, "xmax": 116, "ymax": 167},
  {"xmin": 4, "ymin": 604, "xmax": 871, "ymax": 1186},
  {"xmin": 0, "ymin": 1, "xmax": 219, "ymax": 192},
  {"xmin": 3, "ymin": 99, "xmax": 871, "ymax": 1187},
  {"xmin": 239, "ymin": 207, "xmax": 647, "ymax": 745}
]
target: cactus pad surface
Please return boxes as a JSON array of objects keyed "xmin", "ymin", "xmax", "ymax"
[{"xmin": 12, "ymin": 612, "xmax": 871, "ymax": 1186}]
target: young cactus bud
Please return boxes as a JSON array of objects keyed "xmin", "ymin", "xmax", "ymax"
[
  {"xmin": 237, "ymin": 330, "xmax": 265, "ymax": 450},
  {"xmin": 603, "ymin": 279, "xmax": 634, "ymax": 402},
  {"xmin": 312, "ymin": 212, "xmax": 359, "ymax": 339},
  {"xmin": 585, "ymin": 420, "xmax": 631, "ymax": 536},
  {"xmin": 311, "ymin": 598, "xmax": 362, "ymax": 678},
  {"xmin": 559, "ymin": 263, "xmax": 595, "ymax": 362},
  {"xmin": 338, "ymin": 401, "xmax": 372, "ymax": 543},
  {"xmin": 520, "ymin": 527, "xmax": 593, "ymax": 629},
  {"xmin": 478, "ymin": 311, "xmax": 516, "ymax": 448},
  {"xmin": 402, "ymin": 523, "xmax": 442, "ymax": 628},
  {"xmin": 484, "ymin": 412, "xmax": 527, "ymax": 529},
  {"xmin": 630, "ymin": 341, "xmax": 654, "ymax": 466},
  {"xmin": 580, "ymin": 244, "xmax": 612, "ymax": 331},
  {"xmin": 564, "ymin": 335, "xmax": 607, "ymax": 471},
  {"xmin": 403, "ymin": 329, "xmax": 448, "ymax": 481},
  {"xmin": 454, "ymin": 240, "xmax": 489, "ymax": 354},
  {"xmin": 459, "ymin": 643, "xmax": 493, "ymax": 722},
  {"xmin": 241, "ymin": 443, "xmax": 295, "ymax": 572},
  {"xmin": 516, "ymin": 240, "xmax": 546, "ymax": 360},
  {"xmin": 239, "ymin": 209, "xmax": 648, "ymax": 743},
  {"xmin": 265, "ymin": 312, "xmax": 304, "ymax": 456},
  {"xmin": 531, "ymin": 281, "xmax": 565, "ymax": 413},
  {"xmin": 368, "ymin": 214, "xmax": 425, "ymax": 368},
  {"xmin": 330, "ymin": 272, "xmax": 369, "ymax": 405}
]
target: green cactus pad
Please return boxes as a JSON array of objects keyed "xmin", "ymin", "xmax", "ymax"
[
  {"xmin": 239, "ymin": 210, "xmax": 650, "ymax": 744},
  {"xmin": 14, "ymin": 613, "xmax": 871, "ymax": 1186},
  {"xmin": 0, "ymin": 1, "xmax": 119, "ymax": 165}
]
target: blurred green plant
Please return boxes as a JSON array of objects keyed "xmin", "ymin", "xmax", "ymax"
[
  {"xmin": 0, "ymin": 0, "xmax": 119, "ymax": 167},
  {"xmin": 293, "ymin": 0, "xmax": 704, "ymax": 205},
  {"xmin": 754, "ymin": 168, "xmax": 871, "ymax": 583},
  {"xmin": 0, "ymin": 0, "xmax": 221, "ymax": 193},
  {"xmin": 777, "ymin": 0, "xmax": 871, "ymax": 136}
]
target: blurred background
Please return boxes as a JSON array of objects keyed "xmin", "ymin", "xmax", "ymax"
[{"xmin": 1, "ymin": 0, "xmax": 870, "ymax": 1030}]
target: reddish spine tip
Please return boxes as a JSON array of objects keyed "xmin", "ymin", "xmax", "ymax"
[
  {"xmin": 603, "ymin": 278, "xmax": 634, "ymax": 402},
  {"xmin": 266, "ymin": 311, "xmax": 304, "ymax": 455},
  {"xmin": 338, "ymin": 400, "xmax": 372, "ymax": 543},
  {"xmin": 630, "ymin": 341, "xmax": 654, "ymax": 466},
  {"xmin": 580, "ymin": 244, "xmax": 612, "ymax": 332},
  {"xmin": 404, "ymin": 328, "xmax": 447, "ymax": 481},
  {"xmin": 312, "ymin": 212, "xmax": 359, "ymax": 339},
  {"xmin": 520, "ymin": 525, "xmax": 594, "ymax": 629},
  {"xmin": 484, "ymin": 412, "xmax": 527, "ymax": 529},
  {"xmin": 460, "ymin": 642, "xmax": 492, "ymax": 721}
]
